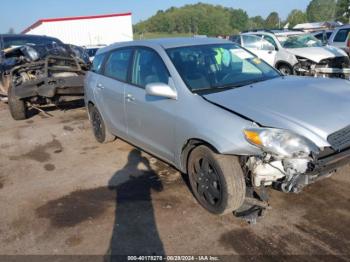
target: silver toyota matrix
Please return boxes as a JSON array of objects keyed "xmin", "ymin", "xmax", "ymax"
[{"xmin": 85, "ymin": 38, "xmax": 350, "ymax": 216}]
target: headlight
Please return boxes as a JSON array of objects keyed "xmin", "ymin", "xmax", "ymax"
[{"xmin": 244, "ymin": 128, "xmax": 319, "ymax": 159}]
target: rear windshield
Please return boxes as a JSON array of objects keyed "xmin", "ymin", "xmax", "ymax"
[{"xmin": 1, "ymin": 35, "xmax": 63, "ymax": 50}]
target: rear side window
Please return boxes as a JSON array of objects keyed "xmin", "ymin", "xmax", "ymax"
[
  {"xmin": 104, "ymin": 49, "xmax": 132, "ymax": 81},
  {"xmin": 334, "ymin": 29, "xmax": 350, "ymax": 42},
  {"xmin": 91, "ymin": 53, "xmax": 106, "ymax": 73},
  {"xmin": 131, "ymin": 48, "xmax": 169, "ymax": 88}
]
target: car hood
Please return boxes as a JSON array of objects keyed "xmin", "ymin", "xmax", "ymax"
[
  {"xmin": 203, "ymin": 76, "xmax": 350, "ymax": 148},
  {"xmin": 285, "ymin": 46, "xmax": 347, "ymax": 63}
]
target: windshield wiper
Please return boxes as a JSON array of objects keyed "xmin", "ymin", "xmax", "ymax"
[{"xmin": 192, "ymin": 76, "xmax": 280, "ymax": 94}]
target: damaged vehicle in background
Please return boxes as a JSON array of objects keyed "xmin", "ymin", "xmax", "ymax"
[
  {"xmin": 0, "ymin": 34, "xmax": 90, "ymax": 120},
  {"xmin": 85, "ymin": 38, "xmax": 350, "ymax": 219},
  {"xmin": 237, "ymin": 30, "xmax": 350, "ymax": 79}
]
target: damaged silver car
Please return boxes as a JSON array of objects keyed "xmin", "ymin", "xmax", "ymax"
[
  {"xmin": 0, "ymin": 34, "xmax": 90, "ymax": 120},
  {"xmin": 240, "ymin": 30, "xmax": 350, "ymax": 79},
  {"xmin": 85, "ymin": 38, "xmax": 350, "ymax": 218}
]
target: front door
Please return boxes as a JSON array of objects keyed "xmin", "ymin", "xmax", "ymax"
[{"xmin": 124, "ymin": 47, "xmax": 177, "ymax": 163}]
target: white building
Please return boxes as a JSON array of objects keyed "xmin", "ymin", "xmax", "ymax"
[{"xmin": 22, "ymin": 13, "xmax": 133, "ymax": 46}]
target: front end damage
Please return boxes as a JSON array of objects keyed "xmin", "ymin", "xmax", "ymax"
[
  {"xmin": 294, "ymin": 56, "xmax": 350, "ymax": 79},
  {"xmin": 1, "ymin": 43, "xmax": 89, "ymax": 100},
  {"xmin": 1, "ymin": 43, "xmax": 90, "ymax": 119},
  {"xmin": 244, "ymin": 148, "xmax": 349, "ymax": 194},
  {"xmin": 238, "ymin": 126, "xmax": 350, "ymax": 222},
  {"xmin": 10, "ymin": 55, "xmax": 86, "ymax": 104}
]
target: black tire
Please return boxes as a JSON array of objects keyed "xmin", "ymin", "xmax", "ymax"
[
  {"xmin": 8, "ymin": 84, "xmax": 28, "ymax": 120},
  {"xmin": 187, "ymin": 145, "xmax": 246, "ymax": 215},
  {"xmin": 89, "ymin": 105, "xmax": 116, "ymax": 144},
  {"xmin": 277, "ymin": 64, "xmax": 293, "ymax": 75}
]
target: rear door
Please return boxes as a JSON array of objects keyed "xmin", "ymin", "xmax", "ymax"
[
  {"xmin": 94, "ymin": 48, "xmax": 133, "ymax": 137},
  {"xmin": 124, "ymin": 47, "xmax": 177, "ymax": 162}
]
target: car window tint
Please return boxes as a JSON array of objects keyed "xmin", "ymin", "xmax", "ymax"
[
  {"xmin": 131, "ymin": 48, "xmax": 169, "ymax": 88},
  {"xmin": 334, "ymin": 29, "xmax": 350, "ymax": 42},
  {"xmin": 314, "ymin": 33, "xmax": 322, "ymax": 40},
  {"xmin": 263, "ymin": 35, "xmax": 278, "ymax": 49},
  {"xmin": 326, "ymin": 32, "xmax": 332, "ymax": 40},
  {"xmin": 104, "ymin": 49, "xmax": 132, "ymax": 81},
  {"xmin": 230, "ymin": 35, "xmax": 241, "ymax": 44},
  {"xmin": 91, "ymin": 53, "xmax": 106, "ymax": 73}
]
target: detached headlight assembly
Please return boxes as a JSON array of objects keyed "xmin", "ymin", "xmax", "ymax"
[{"xmin": 244, "ymin": 128, "xmax": 319, "ymax": 159}]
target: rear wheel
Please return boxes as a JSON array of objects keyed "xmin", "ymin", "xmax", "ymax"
[
  {"xmin": 187, "ymin": 145, "xmax": 246, "ymax": 215},
  {"xmin": 8, "ymin": 84, "xmax": 28, "ymax": 120},
  {"xmin": 89, "ymin": 105, "xmax": 116, "ymax": 143}
]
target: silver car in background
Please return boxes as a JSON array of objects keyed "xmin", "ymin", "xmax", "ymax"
[{"xmin": 85, "ymin": 37, "xmax": 350, "ymax": 216}]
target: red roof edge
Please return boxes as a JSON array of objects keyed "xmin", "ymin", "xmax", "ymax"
[{"xmin": 22, "ymin": 12, "xmax": 132, "ymax": 34}]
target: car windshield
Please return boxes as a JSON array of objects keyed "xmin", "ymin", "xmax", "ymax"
[
  {"xmin": 166, "ymin": 44, "xmax": 280, "ymax": 93},
  {"xmin": 277, "ymin": 34, "xmax": 323, "ymax": 48},
  {"xmin": 2, "ymin": 36, "xmax": 62, "ymax": 50}
]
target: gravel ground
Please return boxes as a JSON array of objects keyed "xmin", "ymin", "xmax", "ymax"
[{"xmin": 0, "ymin": 101, "xmax": 349, "ymax": 261}]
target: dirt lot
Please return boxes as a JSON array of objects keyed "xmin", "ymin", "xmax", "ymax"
[{"xmin": 0, "ymin": 101, "xmax": 349, "ymax": 261}]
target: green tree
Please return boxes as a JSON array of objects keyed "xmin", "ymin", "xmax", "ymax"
[
  {"xmin": 229, "ymin": 9, "xmax": 249, "ymax": 31},
  {"xmin": 248, "ymin": 16, "xmax": 265, "ymax": 29},
  {"xmin": 133, "ymin": 3, "xmax": 249, "ymax": 36},
  {"xmin": 307, "ymin": 0, "xmax": 337, "ymax": 22},
  {"xmin": 336, "ymin": 0, "xmax": 349, "ymax": 23},
  {"xmin": 287, "ymin": 9, "xmax": 308, "ymax": 28},
  {"xmin": 265, "ymin": 12, "xmax": 280, "ymax": 29}
]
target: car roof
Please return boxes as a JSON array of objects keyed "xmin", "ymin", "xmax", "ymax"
[
  {"xmin": 336, "ymin": 24, "xmax": 350, "ymax": 30},
  {"xmin": 99, "ymin": 37, "xmax": 231, "ymax": 54},
  {"xmin": 0, "ymin": 34, "xmax": 60, "ymax": 40},
  {"xmin": 242, "ymin": 30, "xmax": 305, "ymax": 36}
]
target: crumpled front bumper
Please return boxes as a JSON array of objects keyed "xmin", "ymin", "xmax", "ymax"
[
  {"xmin": 310, "ymin": 147, "xmax": 350, "ymax": 177},
  {"xmin": 314, "ymin": 67, "xmax": 350, "ymax": 76},
  {"xmin": 294, "ymin": 67, "xmax": 350, "ymax": 77},
  {"xmin": 13, "ymin": 75, "xmax": 85, "ymax": 99}
]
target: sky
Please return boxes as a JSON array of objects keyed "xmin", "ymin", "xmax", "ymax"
[{"xmin": 1, "ymin": 0, "xmax": 311, "ymax": 33}]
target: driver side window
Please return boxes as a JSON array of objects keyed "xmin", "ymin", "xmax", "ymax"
[
  {"xmin": 131, "ymin": 48, "xmax": 170, "ymax": 88},
  {"xmin": 263, "ymin": 35, "xmax": 278, "ymax": 50}
]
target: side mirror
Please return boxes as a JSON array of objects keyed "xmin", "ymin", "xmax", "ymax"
[{"xmin": 145, "ymin": 82, "xmax": 177, "ymax": 100}]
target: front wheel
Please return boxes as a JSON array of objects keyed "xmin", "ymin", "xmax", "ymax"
[
  {"xmin": 8, "ymin": 85, "xmax": 28, "ymax": 120},
  {"xmin": 187, "ymin": 145, "xmax": 246, "ymax": 215},
  {"xmin": 277, "ymin": 64, "xmax": 293, "ymax": 75}
]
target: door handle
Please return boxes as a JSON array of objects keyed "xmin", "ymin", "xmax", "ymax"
[
  {"xmin": 126, "ymin": 94, "xmax": 135, "ymax": 102},
  {"xmin": 96, "ymin": 83, "xmax": 104, "ymax": 89}
]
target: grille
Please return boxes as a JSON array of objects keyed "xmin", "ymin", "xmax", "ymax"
[{"xmin": 328, "ymin": 125, "xmax": 350, "ymax": 151}]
